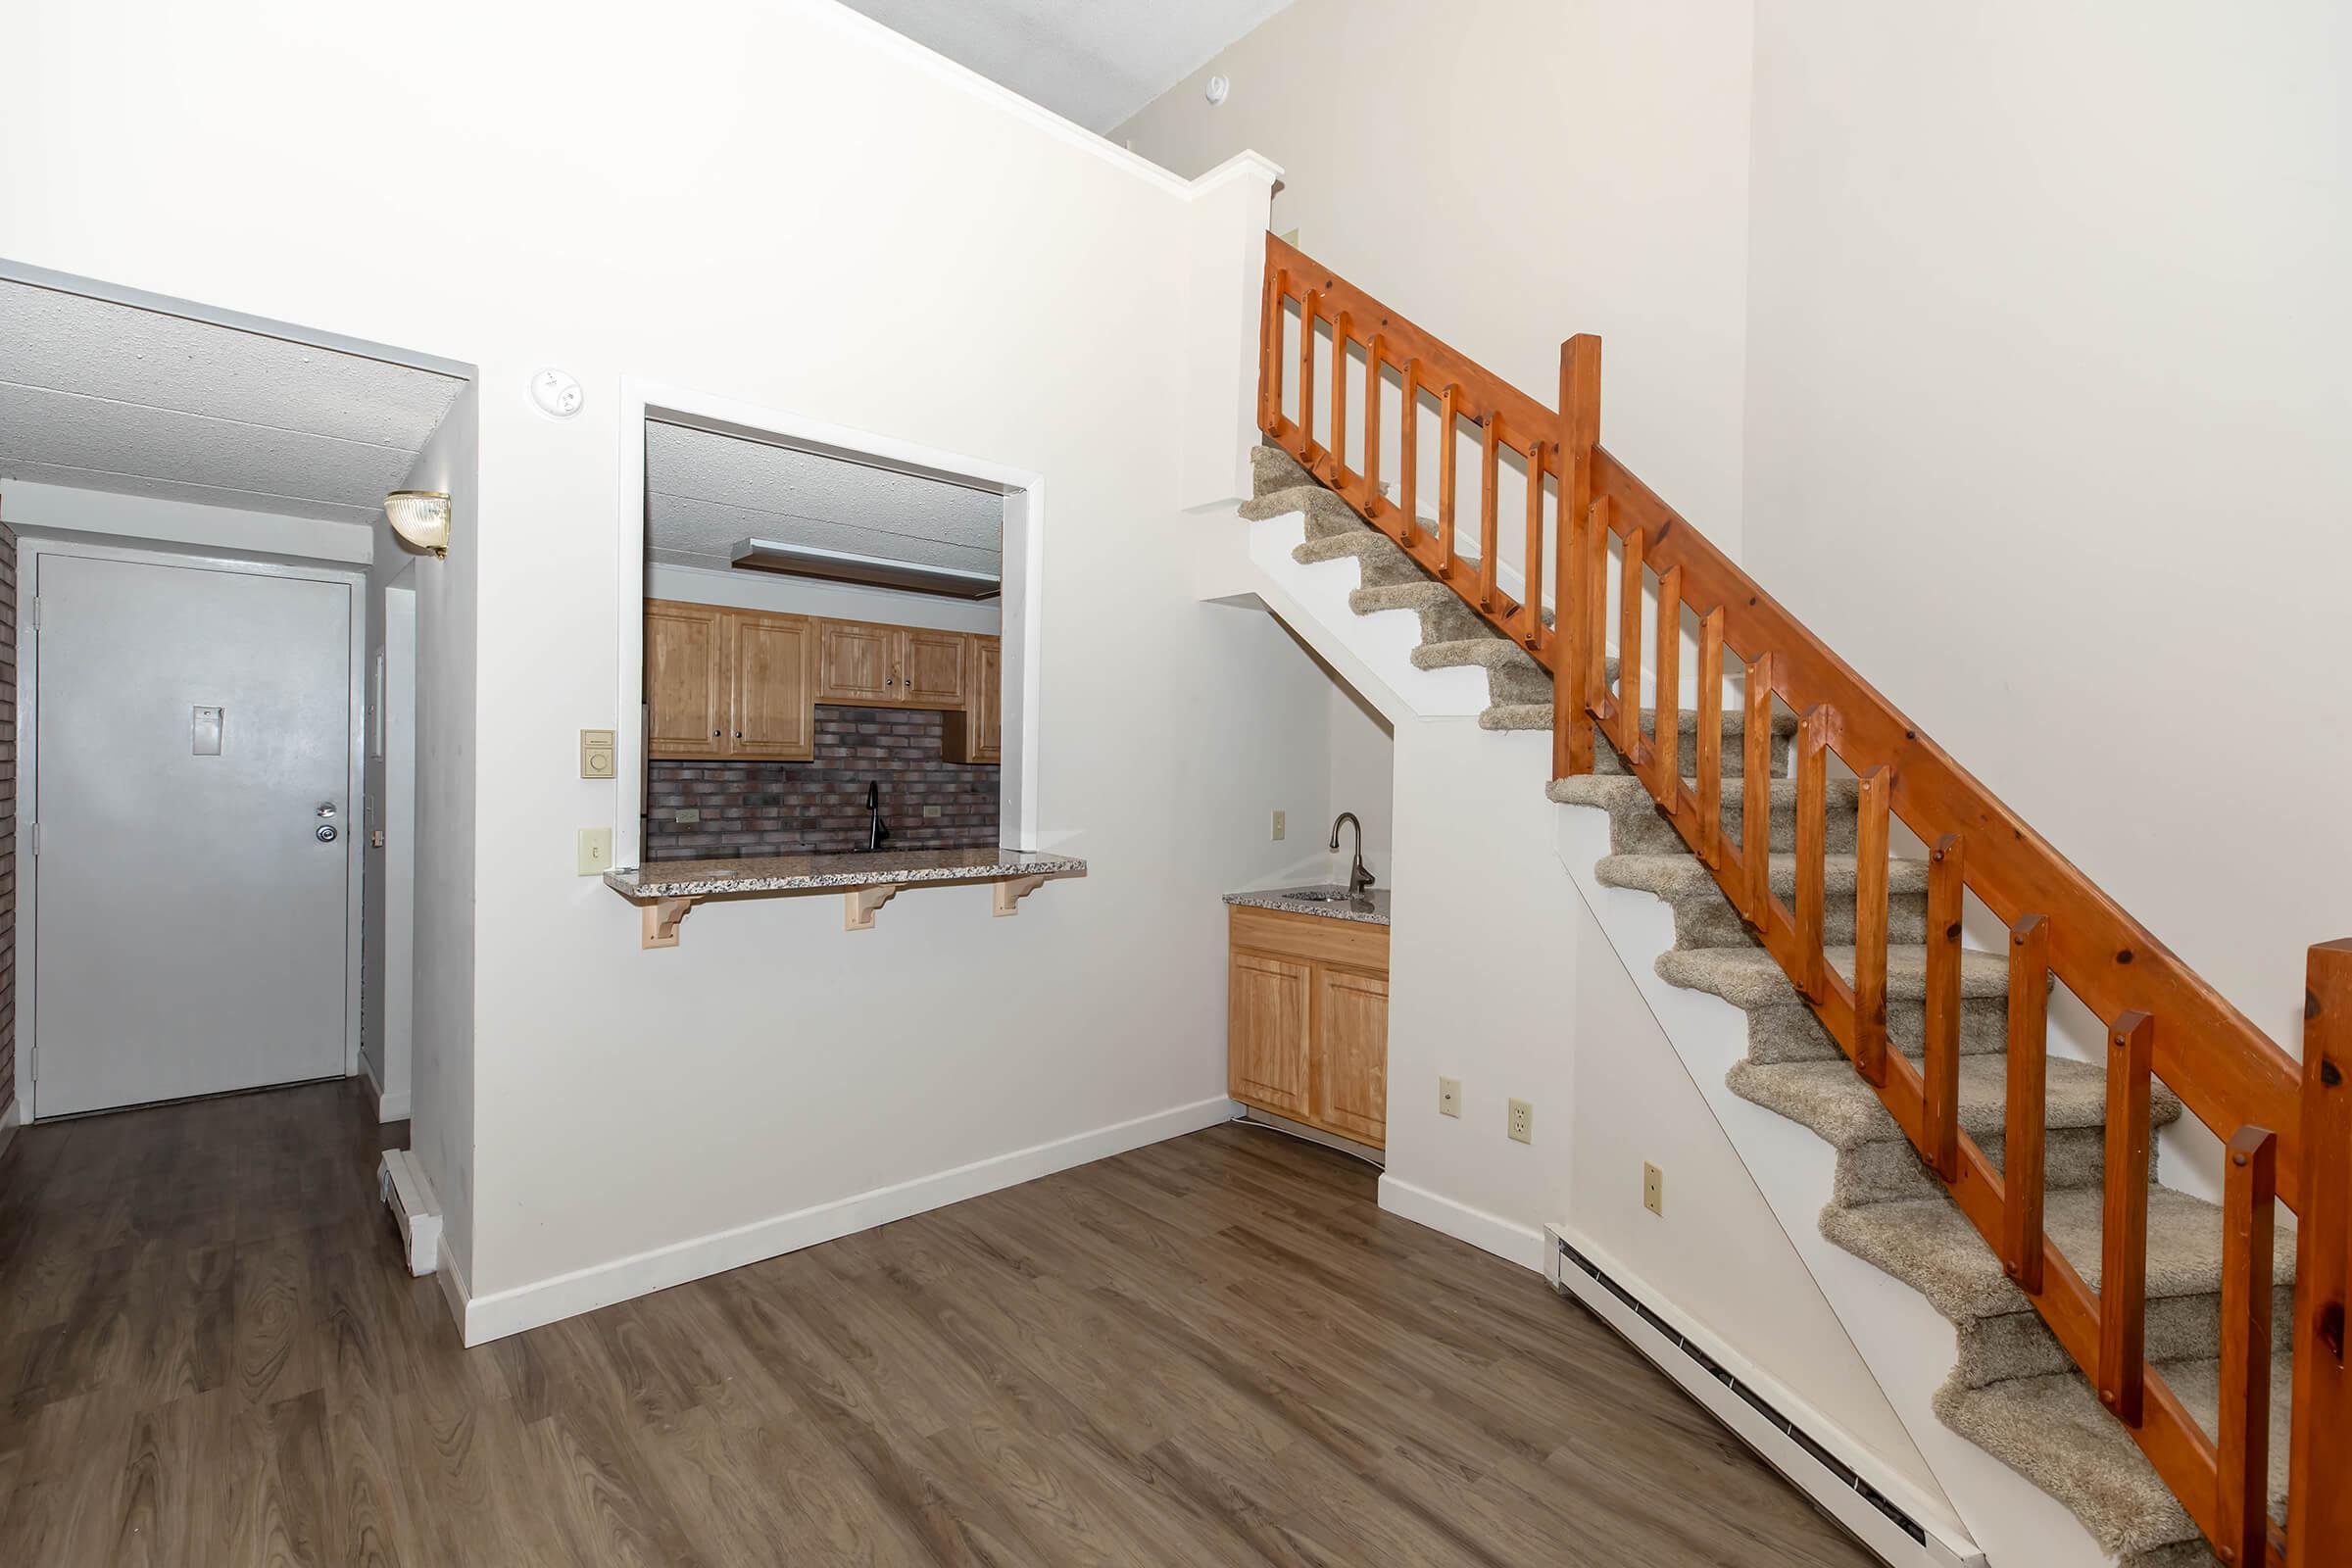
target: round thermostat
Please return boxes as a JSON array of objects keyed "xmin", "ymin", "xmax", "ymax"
[{"xmin": 530, "ymin": 368, "xmax": 584, "ymax": 419}]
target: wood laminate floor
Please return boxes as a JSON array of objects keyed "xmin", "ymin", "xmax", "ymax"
[{"xmin": 0, "ymin": 1080, "xmax": 1878, "ymax": 1566}]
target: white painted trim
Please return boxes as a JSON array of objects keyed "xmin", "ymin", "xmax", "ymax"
[
  {"xmin": 455, "ymin": 1095, "xmax": 1238, "ymax": 1346},
  {"xmin": 612, "ymin": 380, "xmax": 1048, "ymax": 868},
  {"xmin": 434, "ymin": 1229, "xmax": 472, "ymax": 1336},
  {"xmin": 16, "ymin": 534, "xmax": 368, "ymax": 1120},
  {"xmin": 1376, "ymin": 1172, "xmax": 1547, "ymax": 1271},
  {"xmin": 366, "ymin": 1067, "xmax": 411, "ymax": 1123},
  {"xmin": 1548, "ymin": 1223, "xmax": 1984, "ymax": 1566}
]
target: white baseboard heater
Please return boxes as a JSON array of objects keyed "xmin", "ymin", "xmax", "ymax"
[
  {"xmin": 1545, "ymin": 1225, "xmax": 1984, "ymax": 1568},
  {"xmin": 378, "ymin": 1149, "xmax": 443, "ymax": 1278}
]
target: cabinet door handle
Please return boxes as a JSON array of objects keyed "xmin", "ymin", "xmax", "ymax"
[
  {"xmin": 735, "ymin": 730, "xmax": 743, "ymax": 739},
  {"xmin": 711, "ymin": 729, "xmax": 721, "ymax": 738}
]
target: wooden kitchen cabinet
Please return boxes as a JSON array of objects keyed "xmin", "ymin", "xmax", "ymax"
[
  {"xmin": 645, "ymin": 601, "xmax": 727, "ymax": 759},
  {"xmin": 901, "ymin": 629, "xmax": 969, "ymax": 708},
  {"xmin": 944, "ymin": 635, "xmax": 1002, "ymax": 763},
  {"xmin": 647, "ymin": 600, "xmax": 815, "ymax": 760},
  {"xmin": 1227, "ymin": 905, "xmax": 1390, "ymax": 1148},
  {"xmin": 729, "ymin": 612, "xmax": 815, "ymax": 760},
  {"xmin": 815, "ymin": 619, "xmax": 896, "ymax": 705}
]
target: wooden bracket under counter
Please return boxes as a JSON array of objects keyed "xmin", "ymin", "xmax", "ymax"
[{"xmin": 1227, "ymin": 904, "xmax": 1390, "ymax": 1149}]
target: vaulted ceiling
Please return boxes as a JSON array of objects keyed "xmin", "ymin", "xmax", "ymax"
[
  {"xmin": 644, "ymin": 421, "xmax": 1003, "ymax": 581},
  {"xmin": 0, "ymin": 279, "xmax": 466, "ymax": 525},
  {"xmin": 839, "ymin": 0, "xmax": 1293, "ymax": 132}
]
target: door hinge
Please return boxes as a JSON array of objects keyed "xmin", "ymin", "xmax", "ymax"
[
  {"xmin": 26, "ymin": 821, "xmax": 36, "ymax": 857},
  {"xmin": 26, "ymin": 596, "xmax": 40, "ymax": 630}
]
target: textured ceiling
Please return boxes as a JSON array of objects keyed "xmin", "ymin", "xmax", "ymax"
[
  {"xmin": 645, "ymin": 421, "xmax": 1003, "ymax": 579},
  {"xmin": 0, "ymin": 279, "xmax": 466, "ymax": 523},
  {"xmin": 840, "ymin": 0, "xmax": 1293, "ymax": 131}
]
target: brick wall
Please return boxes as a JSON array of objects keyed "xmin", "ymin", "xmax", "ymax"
[
  {"xmin": 1, "ymin": 520, "xmax": 16, "ymax": 1126},
  {"xmin": 645, "ymin": 704, "xmax": 999, "ymax": 861}
]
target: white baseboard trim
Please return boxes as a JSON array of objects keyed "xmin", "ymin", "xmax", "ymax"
[
  {"xmin": 367, "ymin": 1072, "xmax": 410, "ymax": 1123},
  {"xmin": 434, "ymin": 1231, "xmax": 472, "ymax": 1336},
  {"xmin": 1547, "ymin": 1224, "xmax": 1984, "ymax": 1568},
  {"xmin": 1376, "ymin": 1173, "xmax": 1547, "ymax": 1272},
  {"xmin": 457, "ymin": 1095, "xmax": 1239, "ymax": 1346},
  {"xmin": 0, "ymin": 1101, "xmax": 20, "ymax": 1166}
]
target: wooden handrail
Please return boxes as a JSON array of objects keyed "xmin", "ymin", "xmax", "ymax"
[{"xmin": 1256, "ymin": 232, "xmax": 2341, "ymax": 1566}]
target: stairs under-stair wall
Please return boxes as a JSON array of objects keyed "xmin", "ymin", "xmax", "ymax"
[{"xmin": 1240, "ymin": 440, "xmax": 2299, "ymax": 1568}]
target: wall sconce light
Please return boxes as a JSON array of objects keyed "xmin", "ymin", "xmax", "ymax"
[{"xmin": 385, "ymin": 490, "xmax": 453, "ymax": 557}]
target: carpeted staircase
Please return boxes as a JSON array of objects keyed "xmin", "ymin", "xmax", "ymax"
[{"xmin": 1244, "ymin": 441, "xmax": 2295, "ymax": 1568}]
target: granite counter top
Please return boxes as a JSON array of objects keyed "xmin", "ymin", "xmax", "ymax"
[
  {"xmin": 609, "ymin": 846, "xmax": 1087, "ymax": 901},
  {"xmin": 1224, "ymin": 884, "xmax": 1391, "ymax": 926}
]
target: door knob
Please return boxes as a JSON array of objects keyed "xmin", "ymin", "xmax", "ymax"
[{"xmin": 316, "ymin": 823, "xmax": 339, "ymax": 843}]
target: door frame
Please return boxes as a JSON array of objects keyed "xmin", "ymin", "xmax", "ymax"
[
  {"xmin": 611, "ymin": 379, "xmax": 1044, "ymax": 870},
  {"xmin": 15, "ymin": 534, "xmax": 368, "ymax": 1121}
]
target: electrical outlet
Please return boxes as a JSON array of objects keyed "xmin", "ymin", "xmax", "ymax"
[
  {"xmin": 1271, "ymin": 809, "xmax": 1287, "ymax": 841},
  {"xmin": 576, "ymin": 827, "xmax": 612, "ymax": 876},
  {"xmin": 1643, "ymin": 1161, "xmax": 1665, "ymax": 1216},
  {"xmin": 1438, "ymin": 1076, "xmax": 1461, "ymax": 1117},
  {"xmin": 673, "ymin": 808, "xmax": 701, "ymax": 825},
  {"xmin": 1507, "ymin": 1098, "xmax": 1534, "ymax": 1145}
]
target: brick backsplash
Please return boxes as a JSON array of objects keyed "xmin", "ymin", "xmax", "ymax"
[{"xmin": 645, "ymin": 704, "xmax": 998, "ymax": 861}]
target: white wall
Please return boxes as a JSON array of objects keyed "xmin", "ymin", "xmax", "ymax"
[
  {"xmin": 1117, "ymin": 0, "xmax": 1757, "ymax": 556},
  {"xmin": 2, "ymin": 0, "xmax": 1323, "ymax": 1327},
  {"xmin": 0, "ymin": 479, "xmax": 373, "ymax": 564},
  {"xmin": 644, "ymin": 561, "xmax": 1000, "ymax": 634},
  {"xmin": 1323, "ymin": 680, "xmax": 1392, "ymax": 873},
  {"xmin": 382, "ymin": 387, "xmax": 477, "ymax": 1280},
  {"xmin": 1740, "ymin": 0, "xmax": 2352, "ymax": 1054}
]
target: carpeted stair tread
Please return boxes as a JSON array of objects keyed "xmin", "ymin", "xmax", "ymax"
[
  {"xmin": 1481, "ymin": 703, "xmax": 1798, "ymax": 773},
  {"xmin": 1825, "ymin": 1184, "xmax": 2297, "ymax": 1325},
  {"xmin": 1550, "ymin": 772, "xmax": 1863, "ymax": 857},
  {"xmin": 1348, "ymin": 580, "xmax": 1494, "ymax": 644},
  {"xmin": 1290, "ymin": 529, "xmax": 1430, "ymax": 587},
  {"xmin": 1657, "ymin": 941, "xmax": 2010, "ymax": 1010},
  {"xmin": 1251, "ymin": 441, "xmax": 1316, "ymax": 494},
  {"xmin": 1412, "ymin": 638, "xmax": 1552, "ymax": 705},
  {"xmin": 1938, "ymin": 1351, "xmax": 2290, "ymax": 1562},
  {"xmin": 1241, "ymin": 482, "xmax": 1365, "ymax": 538},
  {"xmin": 1599, "ymin": 852, "xmax": 1931, "ymax": 902},
  {"xmin": 1729, "ymin": 1054, "xmax": 2181, "ymax": 1152}
]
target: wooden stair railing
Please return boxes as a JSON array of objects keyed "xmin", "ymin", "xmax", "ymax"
[{"xmin": 1256, "ymin": 232, "xmax": 2347, "ymax": 1568}]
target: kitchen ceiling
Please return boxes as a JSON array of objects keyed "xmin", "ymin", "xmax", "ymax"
[
  {"xmin": 644, "ymin": 420, "xmax": 1003, "ymax": 582},
  {"xmin": 839, "ymin": 0, "xmax": 1294, "ymax": 132},
  {"xmin": 0, "ymin": 278, "xmax": 466, "ymax": 525}
]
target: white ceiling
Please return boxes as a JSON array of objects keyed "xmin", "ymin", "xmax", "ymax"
[
  {"xmin": 645, "ymin": 421, "xmax": 1003, "ymax": 580},
  {"xmin": 840, "ymin": 0, "xmax": 1293, "ymax": 132},
  {"xmin": 0, "ymin": 280, "xmax": 466, "ymax": 525}
]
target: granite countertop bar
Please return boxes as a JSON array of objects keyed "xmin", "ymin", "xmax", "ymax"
[
  {"xmin": 609, "ymin": 846, "xmax": 1087, "ymax": 901},
  {"xmin": 1224, "ymin": 885, "xmax": 1391, "ymax": 926}
]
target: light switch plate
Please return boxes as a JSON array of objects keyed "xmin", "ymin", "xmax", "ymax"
[
  {"xmin": 1271, "ymin": 809, "xmax": 1287, "ymax": 841},
  {"xmin": 579, "ymin": 728, "xmax": 616, "ymax": 779},
  {"xmin": 576, "ymin": 827, "xmax": 612, "ymax": 876}
]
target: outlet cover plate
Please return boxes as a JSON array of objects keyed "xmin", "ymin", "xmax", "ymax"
[
  {"xmin": 1508, "ymin": 1098, "xmax": 1534, "ymax": 1145},
  {"xmin": 1643, "ymin": 1161, "xmax": 1665, "ymax": 1215},
  {"xmin": 1439, "ymin": 1076, "xmax": 1461, "ymax": 1117}
]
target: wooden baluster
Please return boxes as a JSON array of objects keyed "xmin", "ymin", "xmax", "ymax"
[
  {"xmin": 1792, "ymin": 708, "xmax": 1830, "ymax": 1001},
  {"xmin": 2218, "ymin": 1124, "xmax": 2278, "ymax": 1567},
  {"xmin": 1260, "ymin": 266, "xmax": 1286, "ymax": 432},
  {"xmin": 1437, "ymin": 384, "xmax": 1459, "ymax": 573},
  {"xmin": 1924, "ymin": 834, "xmax": 1964, "ymax": 1181},
  {"xmin": 1741, "ymin": 653, "xmax": 1772, "ymax": 923},
  {"xmin": 2289, "ymin": 939, "xmax": 2352, "ymax": 1568},
  {"xmin": 1647, "ymin": 566, "xmax": 1683, "ymax": 805},
  {"xmin": 2100, "ymin": 1009, "xmax": 2153, "ymax": 1426},
  {"xmin": 2004, "ymin": 914, "xmax": 2051, "ymax": 1292},
  {"xmin": 1615, "ymin": 528, "xmax": 1645, "ymax": 762},
  {"xmin": 1331, "ymin": 312, "xmax": 1351, "ymax": 481},
  {"xmin": 1399, "ymin": 363, "xmax": 1420, "ymax": 546},
  {"xmin": 1586, "ymin": 496, "xmax": 1612, "ymax": 727},
  {"xmin": 1522, "ymin": 441, "xmax": 1547, "ymax": 648},
  {"xmin": 1478, "ymin": 416, "xmax": 1501, "ymax": 612},
  {"xmin": 1553, "ymin": 335, "xmax": 1601, "ymax": 780},
  {"xmin": 1852, "ymin": 767, "xmax": 1891, "ymax": 1086},
  {"xmin": 1693, "ymin": 609, "xmax": 1724, "ymax": 865},
  {"xmin": 1298, "ymin": 290, "xmax": 1319, "ymax": 456},
  {"xmin": 1364, "ymin": 334, "xmax": 1384, "ymax": 525}
]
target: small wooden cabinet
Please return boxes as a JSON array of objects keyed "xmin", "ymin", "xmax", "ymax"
[
  {"xmin": 1227, "ymin": 905, "xmax": 1389, "ymax": 1148},
  {"xmin": 648, "ymin": 600, "xmax": 816, "ymax": 761},
  {"xmin": 945, "ymin": 635, "xmax": 1002, "ymax": 763},
  {"xmin": 817, "ymin": 621, "xmax": 971, "ymax": 709}
]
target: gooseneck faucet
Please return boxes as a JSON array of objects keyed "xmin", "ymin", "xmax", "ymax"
[
  {"xmin": 1330, "ymin": 812, "xmax": 1375, "ymax": 901},
  {"xmin": 866, "ymin": 780, "xmax": 891, "ymax": 853}
]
